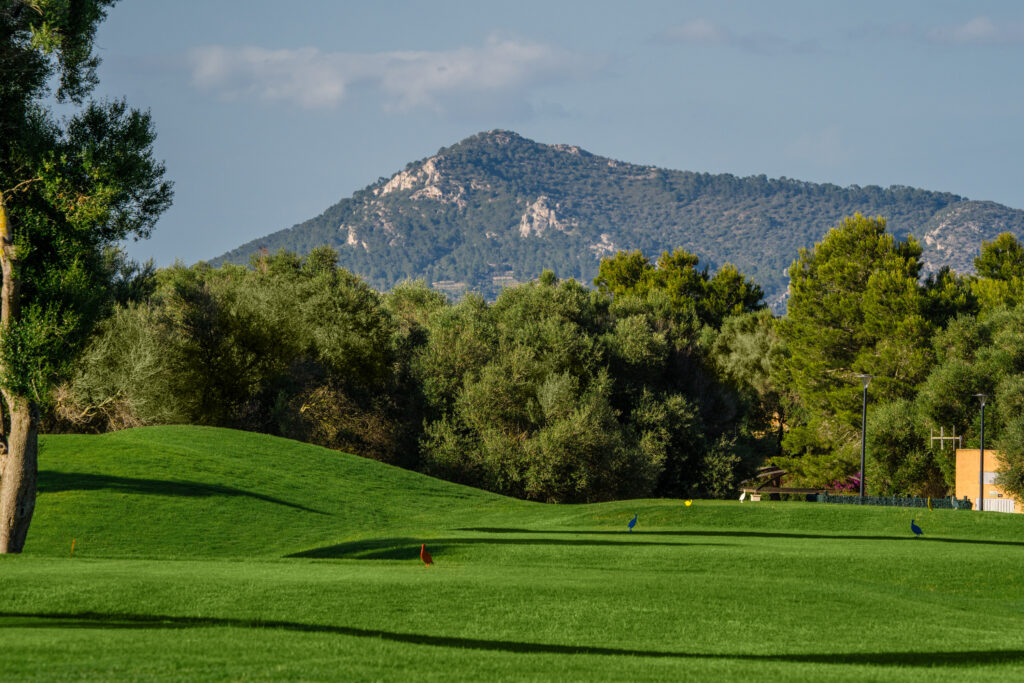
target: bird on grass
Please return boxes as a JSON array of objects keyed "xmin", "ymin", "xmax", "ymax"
[
  {"xmin": 910, "ymin": 520, "xmax": 923, "ymax": 537},
  {"xmin": 628, "ymin": 514, "xmax": 637, "ymax": 532},
  {"xmin": 684, "ymin": 500, "xmax": 693, "ymax": 507},
  {"xmin": 420, "ymin": 543, "xmax": 433, "ymax": 566}
]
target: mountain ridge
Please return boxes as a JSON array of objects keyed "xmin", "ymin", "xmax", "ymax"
[{"xmin": 212, "ymin": 130, "xmax": 1024, "ymax": 310}]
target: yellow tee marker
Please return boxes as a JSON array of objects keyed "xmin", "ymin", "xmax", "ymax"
[{"xmin": 684, "ymin": 500, "xmax": 692, "ymax": 507}]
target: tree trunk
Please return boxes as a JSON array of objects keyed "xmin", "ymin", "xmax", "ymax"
[
  {"xmin": 0, "ymin": 397, "xmax": 37, "ymax": 553},
  {"xmin": 0, "ymin": 191, "xmax": 37, "ymax": 553}
]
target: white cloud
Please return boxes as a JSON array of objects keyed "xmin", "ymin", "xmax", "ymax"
[
  {"xmin": 188, "ymin": 38, "xmax": 591, "ymax": 111},
  {"xmin": 927, "ymin": 16, "xmax": 1024, "ymax": 45}
]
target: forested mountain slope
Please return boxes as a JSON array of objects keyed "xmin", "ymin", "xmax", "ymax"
[{"xmin": 213, "ymin": 130, "xmax": 1024, "ymax": 310}]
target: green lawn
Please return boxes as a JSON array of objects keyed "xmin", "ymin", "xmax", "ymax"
[{"xmin": 2, "ymin": 425, "xmax": 1023, "ymax": 680}]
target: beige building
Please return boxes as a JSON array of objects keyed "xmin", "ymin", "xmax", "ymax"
[{"xmin": 955, "ymin": 449, "xmax": 1020, "ymax": 513}]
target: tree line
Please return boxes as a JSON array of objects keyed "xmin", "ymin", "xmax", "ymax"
[
  {"xmin": 52, "ymin": 217, "xmax": 1024, "ymax": 504},
  {"xmin": 774, "ymin": 217, "xmax": 1024, "ymax": 498},
  {"xmin": 51, "ymin": 246, "xmax": 771, "ymax": 503}
]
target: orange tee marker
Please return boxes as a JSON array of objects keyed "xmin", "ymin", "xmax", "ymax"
[{"xmin": 420, "ymin": 543, "xmax": 433, "ymax": 566}]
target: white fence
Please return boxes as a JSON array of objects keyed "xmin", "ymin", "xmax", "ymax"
[{"xmin": 977, "ymin": 498, "xmax": 1016, "ymax": 513}]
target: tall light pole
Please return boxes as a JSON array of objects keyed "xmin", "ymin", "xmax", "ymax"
[
  {"xmin": 975, "ymin": 393, "xmax": 987, "ymax": 512},
  {"xmin": 855, "ymin": 374, "xmax": 873, "ymax": 503}
]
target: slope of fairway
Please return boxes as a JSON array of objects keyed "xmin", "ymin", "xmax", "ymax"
[
  {"xmin": 4, "ymin": 425, "xmax": 1024, "ymax": 680},
  {"xmin": 32, "ymin": 426, "xmax": 527, "ymax": 558},
  {"xmin": 31, "ymin": 425, "xmax": 1024, "ymax": 559}
]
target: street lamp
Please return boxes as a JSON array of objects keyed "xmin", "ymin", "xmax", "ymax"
[
  {"xmin": 855, "ymin": 374, "xmax": 873, "ymax": 503},
  {"xmin": 975, "ymin": 393, "xmax": 987, "ymax": 512}
]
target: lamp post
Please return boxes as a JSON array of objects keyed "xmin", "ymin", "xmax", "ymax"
[
  {"xmin": 975, "ymin": 393, "xmax": 987, "ymax": 512},
  {"xmin": 855, "ymin": 374, "xmax": 873, "ymax": 503}
]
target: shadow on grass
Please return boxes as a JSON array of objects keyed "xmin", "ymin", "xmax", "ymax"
[
  {"xmin": 459, "ymin": 528, "xmax": 1024, "ymax": 548},
  {"xmin": 39, "ymin": 472, "xmax": 326, "ymax": 515},
  {"xmin": 1, "ymin": 611, "xmax": 1021, "ymax": 667},
  {"xmin": 286, "ymin": 536, "xmax": 723, "ymax": 560}
]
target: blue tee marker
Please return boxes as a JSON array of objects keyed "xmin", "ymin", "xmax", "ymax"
[
  {"xmin": 628, "ymin": 514, "xmax": 637, "ymax": 532},
  {"xmin": 910, "ymin": 519, "xmax": 923, "ymax": 537}
]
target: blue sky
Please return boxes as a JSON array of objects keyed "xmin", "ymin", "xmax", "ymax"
[{"xmin": 89, "ymin": 1, "xmax": 1024, "ymax": 266}]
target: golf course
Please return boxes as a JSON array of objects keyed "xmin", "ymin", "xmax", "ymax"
[{"xmin": 2, "ymin": 425, "xmax": 1023, "ymax": 680}]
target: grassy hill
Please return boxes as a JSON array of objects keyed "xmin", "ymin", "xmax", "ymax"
[
  {"xmin": 3, "ymin": 426, "xmax": 1024, "ymax": 680},
  {"xmin": 212, "ymin": 130, "xmax": 1024, "ymax": 311},
  {"xmin": 29, "ymin": 426, "xmax": 521, "ymax": 558}
]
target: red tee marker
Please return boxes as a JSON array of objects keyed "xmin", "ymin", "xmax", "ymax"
[{"xmin": 420, "ymin": 543, "xmax": 433, "ymax": 566}]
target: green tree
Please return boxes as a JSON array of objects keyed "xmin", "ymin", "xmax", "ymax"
[
  {"xmin": 154, "ymin": 265, "xmax": 290, "ymax": 426},
  {"xmin": 974, "ymin": 232, "xmax": 1024, "ymax": 281},
  {"xmin": 594, "ymin": 248, "xmax": 764, "ymax": 329},
  {"xmin": 53, "ymin": 302, "xmax": 174, "ymax": 429},
  {"xmin": 778, "ymin": 215, "xmax": 931, "ymax": 486},
  {"xmin": 922, "ymin": 266, "xmax": 978, "ymax": 325},
  {"xmin": 58, "ymin": 250, "xmax": 415, "ymax": 463},
  {"xmin": 0, "ymin": 1, "xmax": 172, "ymax": 552},
  {"xmin": 866, "ymin": 399, "xmax": 946, "ymax": 496},
  {"xmin": 413, "ymin": 273, "xmax": 763, "ymax": 502},
  {"xmin": 915, "ymin": 307, "xmax": 1024, "ymax": 497},
  {"xmin": 703, "ymin": 264, "xmax": 767, "ymax": 328},
  {"xmin": 707, "ymin": 309, "xmax": 790, "ymax": 458},
  {"xmin": 969, "ymin": 233, "xmax": 1024, "ymax": 310}
]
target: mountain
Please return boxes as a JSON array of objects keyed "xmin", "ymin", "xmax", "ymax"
[{"xmin": 212, "ymin": 130, "xmax": 1024, "ymax": 311}]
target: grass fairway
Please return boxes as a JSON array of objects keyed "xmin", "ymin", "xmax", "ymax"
[{"xmin": 2, "ymin": 426, "xmax": 1024, "ymax": 680}]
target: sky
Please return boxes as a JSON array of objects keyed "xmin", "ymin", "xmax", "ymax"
[{"xmin": 85, "ymin": 0, "xmax": 1024, "ymax": 266}]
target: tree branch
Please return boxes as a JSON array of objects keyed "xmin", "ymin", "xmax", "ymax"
[{"xmin": 2, "ymin": 177, "xmax": 42, "ymax": 197}]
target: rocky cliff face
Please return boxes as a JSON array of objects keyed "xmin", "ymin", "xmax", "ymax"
[
  {"xmin": 518, "ymin": 196, "xmax": 579, "ymax": 238},
  {"xmin": 213, "ymin": 130, "xmax": 1024, "ymax": 311},
  {"xmin": 919, "ymin": 201, "xmax": 1021, "ymax": 276}
]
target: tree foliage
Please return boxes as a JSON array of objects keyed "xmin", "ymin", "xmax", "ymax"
[
  {"xmin": 58, "ymin": 249, "xmax": 415, "ymax": 465},
  {"xmin": 913, "ymin": 307, "xmax": 1024, "ymax": 497},
  {"xmin": 776, "ymin": 215, "xmax": 934, "ymax": 485},
  {"xmin": 975, "ymin": 232, "xmax": 1024, "ymax": 281},
  {"xmin": 57, "ymin": 251, "xmax": 769, "ymax": 502},
  {"xmin": 409, "ymin": 275, "xmax": 766, "ymax": 502},
  {"xmin": 970, "ymin": 233, "xmax": 1024, "ymax": 311},
  {"xmin": 594, "ymin": 248, "xmax": 764, "ymax": 328},
  {"xmin": 0, "ymin": 0, "xmax": 172, "ymax": 552},
  {"xmin": 774, "ymin": 224, "xmax": 1024, "ymax": 498}
]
